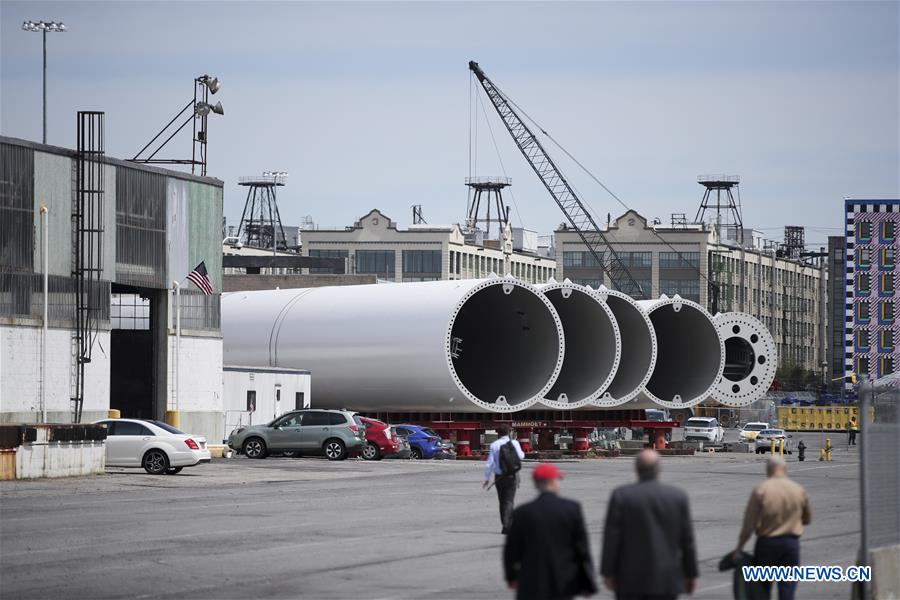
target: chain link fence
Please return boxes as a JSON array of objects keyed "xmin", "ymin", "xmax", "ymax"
[{"xmin": 859, "ymin": 374, "xmax": 900, "ymax": 599}]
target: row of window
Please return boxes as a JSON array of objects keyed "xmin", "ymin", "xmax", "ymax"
[
  {"xmin": 855, "ymin": 355, "xmax": 895, "ymax": 378},
  {"xmin": 855, "ymin": 220, "xmax": 896, "ymax": 243},
  {"xmin": 308, "ymin": 249, "xmax": 442, "ymax": 277},
  {"xmin": 563, "ymin": 251, "xmax": 700, "ymax": 270},
  {"xmin": 855, "ymin": 300, "xmax": 895, "ymax": 323},
  {"xmin": 855, "ymin": 329, "xmax": 895, "ymax": 352},
  {"xmin": 856, "ymin": 246, "xmax": 896, "ymax": 270},
  {"xmin": 855, "ymin": 272, "xmax": 895, "ymax": 296},
  {"xmin": 659, "ymin": 279, "xmax": 700, "ymax": 302}
]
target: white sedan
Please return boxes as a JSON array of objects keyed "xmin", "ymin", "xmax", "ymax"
[{"xmin": 95, "ymin": 419, "xmax": 211, "ymax": 474}]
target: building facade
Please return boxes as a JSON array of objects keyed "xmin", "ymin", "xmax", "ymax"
[
  {"xmin": 555, "ymin": 210, "xmax": 828, "ymax": 374},
  {"xmin": 300, "ymin": 209, "xmax": 557, "ymax": 284},
  {"xmin": 827, "ymin": 236, "xmax": 847, "ymax": 390},
  {"xmin": 0, "ymin": 137, "xmax": 225, "ymax": 440},
  {"xmin": 844, "ymin": 199, "xmax": 899, "ymax": 387}
]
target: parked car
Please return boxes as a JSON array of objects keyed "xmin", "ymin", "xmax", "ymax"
[
  {"xmin": 227, "ymin": 409, "xmax": 365, "ymax": 461},
  {"xmin": 393, "ymin": 424, "xmax": 456, "ymax": 459},
  {"xmin": 387, "ymin": 426, "xmax": 412, "ymax": 459},
  {"xmin": 683, "ymin": 417, "xmax": 725, "ymax": 443},
  {"xmin": 755, "ymin": 429, "xmax": 793, "ymax": 454},
  {"xmin": 359, "ymin": 417, "xmax": 401, "ymax": 461},
  {"xmin": 739, "ymin": 422, "xmax": 770, "ymax": 441},
  {"xmin": 94, "ymin": 418, "xmax": 211, "ymax": 475}
]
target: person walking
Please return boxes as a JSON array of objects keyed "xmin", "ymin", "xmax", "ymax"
[
  {"xmin": 503, "ymin": 464, "xmax": 597, "ymax": 600},
  {"xmin": 733, "ymin": 455, "xmax": 812, "ymax": 600},
  {"xmin": 483, "ymin": 425, "xmax": 525, "ymax": 534},
  {"xmin": 600, "ymin": 449, "xmax": 698, "ymax": 600}
]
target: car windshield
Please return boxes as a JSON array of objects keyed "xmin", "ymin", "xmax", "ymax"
[
  {"xmin": 760, "ymin": 430, "xmax": 783, "ymax": 436},
  {"xmin": 148, "ymin": 420, "xmax": 185, "ymax": 435},
  {"xmin": 685, "ymin": 419, "xmax": 712, "ymax": 428},
  {"xmin": 744, "ymin": 424, "xmax": 768, "ymax": 431}
]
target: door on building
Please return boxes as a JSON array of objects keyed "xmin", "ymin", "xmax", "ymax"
[
  {"xmin": 295, "ymin": 392, "xmax": 305, "ymax": 410},
  {"xmin": 273, "ymin": 385, "xmax": 282, "ymax": 419},
  {"xmin": 109, "ymin": 286, "xmax": 155, "ymax": 419}
]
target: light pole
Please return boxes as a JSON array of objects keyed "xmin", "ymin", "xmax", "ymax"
[{"xmin": 22, "ymin": 20, "xmax": 66, "ymax": 144}]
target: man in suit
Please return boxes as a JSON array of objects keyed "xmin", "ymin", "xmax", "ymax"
[
  {"xmin": 601, "ymin": 449, "xmax": 698, "ymax": 600},
  {"xmin": 503, "ymin": 463, "xmax": 597, "ymax": 600}
]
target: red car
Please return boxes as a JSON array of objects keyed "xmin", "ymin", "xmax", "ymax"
[{"xmin": 359, "ymin": 417, "xmax": 401, "ymax": 461}]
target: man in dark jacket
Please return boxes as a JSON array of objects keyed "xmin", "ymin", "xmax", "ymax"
[
  {"xmin": 601, "ymin": 449, "xmax": 698, "ymax": 600},
  {"xmin": 503, "ymin": 463, "xmax": 597, "ymax": 600}
]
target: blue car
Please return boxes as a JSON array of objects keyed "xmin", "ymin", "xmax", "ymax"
[{"xmin": 392, "ymin": 424, "xmax": 455, "ymax": 459}]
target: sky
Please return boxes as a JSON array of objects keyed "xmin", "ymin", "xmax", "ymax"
[{"xmin": 2, "ymin": 1, "xmax": 898, "ymax": 248}]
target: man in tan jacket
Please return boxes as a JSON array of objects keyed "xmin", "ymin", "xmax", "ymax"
[{"xmin": 734, "ymin": 455, "xmax": 812, "ymax": 600}]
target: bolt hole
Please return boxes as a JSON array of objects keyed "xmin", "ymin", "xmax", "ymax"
[
  {"xmin": 732, "ymin": 325, "xmax": 740, "ymax": 334},
  {"xmin": 750, "ymin": 376, "xmax": 759, "ymax": 385},
  {"xmin": 732, "ymin": 384, "xmax": 740, "ymax": 393},
  {"xmin": 758, "ymin": 355, "xmax": 766, "ymax": 364},
  {"xmin": 750, "ymin": 334, "xmax": 759, "ymax": 343}
]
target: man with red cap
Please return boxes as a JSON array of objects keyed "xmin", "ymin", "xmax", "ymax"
[{"xmin": 503, "ymin": 463, "xmax": 597, "ymax": 600}]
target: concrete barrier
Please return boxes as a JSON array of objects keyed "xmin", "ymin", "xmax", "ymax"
[{"xmin": 0, "ymin": 424, "xmax": 106, "ymax": 480}]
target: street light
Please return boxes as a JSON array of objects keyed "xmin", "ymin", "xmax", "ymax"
[{"xmin": 22, "ymin": 20, "xmax": 67, "ymax": 144}]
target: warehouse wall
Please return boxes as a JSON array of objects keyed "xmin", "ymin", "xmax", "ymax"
[{"xmin": 167, "ymin": 335, "xmax": 224, "ymax": 442}]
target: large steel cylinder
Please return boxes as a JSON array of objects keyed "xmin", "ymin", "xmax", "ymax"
[
  {"xmin": 635, "ymin": 295, "xmax": 724, "ymax": 409},
  {"xmin": 536, "ymin": 281, "xmax": 621, "ymax": 409},
  {"xmin": 221, "ymin": 277, "xmax": 565, "ymax": 413},
  {"xmin": 710, "ymin": 312, "xmax": 777, "ymax": 406},
  {"xmin": 590, "ymin": 286, "xmax": 658, "ymax": 407}
]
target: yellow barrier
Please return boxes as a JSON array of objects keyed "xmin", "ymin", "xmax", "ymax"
[
  {"xmin": 777, "ymin": 405, "xmax": 873, "ymax": 432},
  {"xmin": 165, "ymin": 410, "xmax": 180, "ymax": 429},
  {"xmin": 108, "ymin": 409, "xmax": 121, "ymax": 419}
]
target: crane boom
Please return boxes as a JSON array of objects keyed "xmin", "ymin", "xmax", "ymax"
[{"xmin": 469, "ymin": 61, "xmax": 646, "ymax": 299}]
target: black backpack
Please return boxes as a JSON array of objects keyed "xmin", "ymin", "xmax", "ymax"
[{"xmin": 499, "ymin": 440, "xmax": 522, "ymax": 477}]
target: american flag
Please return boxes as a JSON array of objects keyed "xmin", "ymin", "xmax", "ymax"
[{"xmin": 186, "ymin": 261, "xmax": 214, "ymax": 295}]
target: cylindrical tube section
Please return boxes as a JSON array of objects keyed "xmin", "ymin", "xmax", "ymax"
[
  {"xmin": 710, "ymin": 312, "xmax": 777, "ymax": 407},
  {"xmin": 636, "ymin": 295, "xmax": 724, "ymax": 409},
  {"xmin": 591, "ymin": 287, "xmax": 658, "ymax": 407},
  {"xmin": 221, "ymin": 277, "xmax": 565, "ymax": 413},
  {"xmin": 537, "ymin": 282, "xmax": 621, "ymax": 409}
]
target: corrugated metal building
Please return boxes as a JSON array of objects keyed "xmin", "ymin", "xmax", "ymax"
[{"xmin": 0, "ymin": 136, "xmax": 225, "ymax": 442}]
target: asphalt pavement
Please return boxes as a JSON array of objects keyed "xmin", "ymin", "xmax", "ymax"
[{"xmin": 0, "ymin": 431, "xmax": 860, "ymax": 599}]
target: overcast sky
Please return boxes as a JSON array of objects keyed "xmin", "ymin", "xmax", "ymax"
[{"xmin": 2, "ymin": 1, "xmax": 898, "ymax": 247}]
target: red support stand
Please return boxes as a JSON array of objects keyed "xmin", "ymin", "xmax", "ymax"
[
  {"xmin": 454, "ymin": 429, "xmax": 472, "ymax": 457},
  {"xmin": 516, "ymin": 427, "xmax": 533, "ymax": 453},
  {"xmin": 648, "ymin": 428, "xmax": 667, "ymax": 450},
  {"xmin": 572, "ymin": 427, "xmax": 591, "ymax": 452},
  {"xmin": 538, "ymin": 430, "xmax": 557, "ymax": 450}
]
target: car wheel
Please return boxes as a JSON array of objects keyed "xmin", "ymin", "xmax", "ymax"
[
  {"xmin": 243, "ymin": 437, "xmax": 268, "ymax": 459},
  {"xmin": 165, "ymin": 467, "xmax": 183, "ymax": 475},
  {"xmin": 410, "ymin": 447, "xmax": 423, "ymax": 460},
  {"xmin": 362, "ymin": 442, "xmax": 381, "ymax": 461},
  {"xmin": 323, "ymin": 439, "xmax": 347, "ymax": 461},
  {"xmin": 142, "ymin": 449, "xmax": 169, "ymax": 475}
]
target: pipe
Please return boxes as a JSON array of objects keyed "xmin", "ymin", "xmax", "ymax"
[
  {"xmin": 636, "ymin": 295, "xmax": 724, "ymax": 409},
  {"xmin": 536, "ymin": 281, "xmax": 621, "ymax": 409},
  {"xmin": 591, "ymin": 286, "xmax": 658, "ymax": 407},
  {"xmin": 709, "ymin": 312, "xmax": 777, "ymax": 406},
  {"xmin": 221, "ymin": 277, "xmax": 565, "ymax": 413}
]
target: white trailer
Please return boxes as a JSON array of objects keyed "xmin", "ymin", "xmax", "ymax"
[{"xmin": 222, "ymin": 366, "xmax": 311, "ymax": 441}]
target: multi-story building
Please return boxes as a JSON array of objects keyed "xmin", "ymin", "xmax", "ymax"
[
  {"xmin": 827, "ymin": 236, "xmax": 847, "ymax": 390},
  {"xmin": 555, "ymin": 209, "xmax": 828, "ymax": 374},
  {"xmin": 844, "ymin": 199, "xmax": 899, "ymax": 387},
  {"xmin": 300, "ymin": 209, "xmax": 557, "ymax": 284}
]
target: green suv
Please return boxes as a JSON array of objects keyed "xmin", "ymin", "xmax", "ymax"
[{"xmin": 228, "ymin": 409, "xmax": 366, "ymax": 461}]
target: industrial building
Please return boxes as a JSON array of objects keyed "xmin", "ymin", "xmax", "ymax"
[
  {"xmin": 0, "ymin": 135, "xmax": 225, "ymax": 441},
  {"xmin": 555, "ymin": 209, "xmax": 828, "ymax": 374},
  {"xmin": 300, "ymin": 208, "xmax": 557, "ymax": 284},
  {"xmin": 844, "ymin": 199, "xmax": 899, "ymax": 387},
  {"xmin": 827, "ymin": 235, "xmax": 847, "ymax": 390}
]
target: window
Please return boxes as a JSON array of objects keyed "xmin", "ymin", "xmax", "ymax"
[
  {"xmin": 856, "ymin": 330, "xmax": 870, "ymax": 351},
  {"xmin": 355, "ymin": 250, "xmax": 395, "ymax": 276},
  {"xmin": 856, "ymin": 221, "xmax": 872, "ymax": 242},
  {"xmin": 114, "ymin": 421, "xmax": 153, "ymax": 436},
  {"xmin": 857, "ymin": 356, "xmax": 870, "ymax": 377},
  {"xmin": 881, "ymin": 221, "xmax": 896, "ymax": 242},
  {"xmin": 659, "ymin": 251, "xmax": 700, "ymax": 269},
  {"xmin": 857, "ymin": 247, "xmax": 871, "ymax": 269},
  {"xmin": 881, "ymin": 272, "xmax": 895, "ymax": 296},
  {"xmin": 570, "ymin": 278, "xmax": 602, "ymax": 289},
  {"xmin": 308, "ymin": 249, "xmax": 349, "ymax": 274},
  {"xmin": 327, "ymin": 413, "xmax": 347, "ymax": 425},
  {"xmin": 295, "ymin": 392, "xmax": 305, "ymax": 410},
  {"xmin": 659, "ymin": 279, "xmax": 700, "ymax": 302},
  {"xmin": 149, "ymin": 420, "xmax": 185, "ymax": 435},
  {"xmin": 246, "ymin": 390, "xmax": 256, "ymax": 413},
  {"xmin": 857, "ymin": 301, "xmax": 870, "ymax": 322},
  {"xmin": 881, "ymin": 330, "xmax": 895, "ymax": 352},
  {"xmin": 881, "ymin": 356, "xmax": 895, "ymax": 376},
  {"xmin": 881, "ymin": 301, "xmax": 895, "ymax": 323},
  {"xmin": 881, "ymin": 247, "xmax": 896, "ymax": 271},
  {"xmin": 857, "ymin": 273, "xmax": 871, "ymax": 295},
  {"xmin": 301, "ymin": 411, "xmax": 330, "ymax": 426},
  {"xmin": 619, "ymin": 251, "xmax": 652, "ymax": 268},
  {"xmin": 275, "ymin": 413, "xmax": 303, "ymax": 427},
  {"xmin": 562, "ymin": 251, "xmax": 599, "ymax": 268},
  {"xmin": 402, "ymin": 250, "xmax": 442, "ymax": 275}
]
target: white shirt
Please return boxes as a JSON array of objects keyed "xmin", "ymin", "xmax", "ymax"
[{"xmin": 484, "ymin": 435, "xmax": 525, "ymax": 480}]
